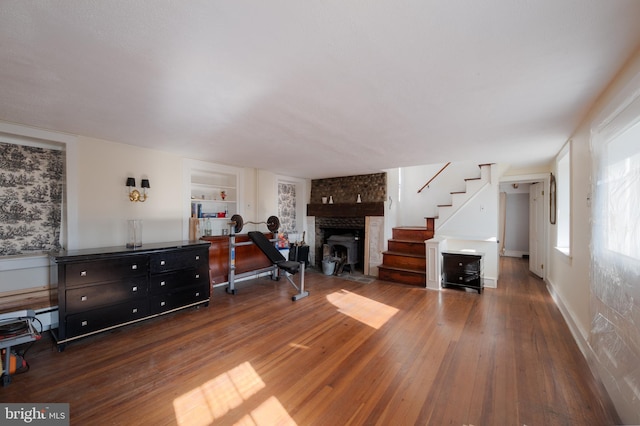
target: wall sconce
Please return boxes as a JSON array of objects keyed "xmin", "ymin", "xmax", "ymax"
[{"xmin": 126, "ymin": 177, "xmax": 150, "ymax": 202}]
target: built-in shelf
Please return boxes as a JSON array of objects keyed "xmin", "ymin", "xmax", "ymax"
[{"xmin": 184, "ymin": 159, "xmax": 242, "ymax": 239}]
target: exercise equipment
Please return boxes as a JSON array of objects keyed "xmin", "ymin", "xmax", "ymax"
[
  {"xmin": 247, "ymin": 231, "xmax": 309, "ymax": 301},
  {"xmin": 223, "ymin": 215, "xmax": 308, "ymax": 300},
  {"xmin": 225, "ymin": 215, "xmax": 284, "ymax": 294},
  {"xmin": 229, "ymin": 214, "xmax": 279, "ymax": 234},
  {"xmin": 0, "ymin": 309, "xmax": 40, "ymax": 386}
]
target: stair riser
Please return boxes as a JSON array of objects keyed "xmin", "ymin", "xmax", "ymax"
[
  {"xmin": 425, "ymin": 217, "xmax": 435, "ymax": 231},
  {"xmin": 378, "ymin": 268, "xmax": 426, "ymax": 286},
  {"xmin": 388, "ymin": 240, "xmax": 425, "ymax": 254},
  {"xmin": 382, "ymin": 254, "xmax": 426, "ymax": 269},
  {"xmin": 392, "ymin": 229, "xmax": 434, "ymax": 241}
]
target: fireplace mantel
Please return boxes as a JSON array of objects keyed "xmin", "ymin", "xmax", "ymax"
[{"xmin": 307, "ymin": 202, "xmax": 384, "ymax": 217}]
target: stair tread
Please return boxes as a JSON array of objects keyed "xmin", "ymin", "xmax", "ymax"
[
  {"xmin": 393, "ymin": 226, "xmax": 429, "ymax": 230},
  {"xmin": 378, "ymin": 264, "xmax": 426, "ymax": 274},
  {"xmin": 383, "ymin": 250, "xmax": 425, "ymax": 258}
]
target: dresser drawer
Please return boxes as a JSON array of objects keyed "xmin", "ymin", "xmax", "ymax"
[
  {"xmin": 149, "ymin": 248, "xmax": 208, "ymax": 274},
  {"xmin": 446, "ymin": 272, "xmax": 481, "ymax": 284},
  {"xmin": 149, "ymin": 264, "xmax": 209, "ymax": 294},
  {"xmin": 65, "ymin": 300, "xmax": 149, "ymax": 337},
  {"xmin": 443, "ymin": 254, "xmax": 481, "ymax": 273},
  {"xmin": 65, "ymin": 277, "xmax": 148, "ymax": 313},
  {"xmin": 149, "ymin": 283, "xmax": 210, "ymax": 315},
  {"xmin": 65, "ymin": 256, "xmax": 148, "ymax": 287}
]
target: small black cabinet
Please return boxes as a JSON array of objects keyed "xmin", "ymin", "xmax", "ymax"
[
  {"xmin": 50, "ymin": 241, "xmax": 210, "ymax": 349},
  {"xmin": 442, "ymin": 251, "xmax": 483, "ymax": 294}
]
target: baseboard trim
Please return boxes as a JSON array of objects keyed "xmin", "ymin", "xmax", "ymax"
[{"xmin": 546, "ymin": 278, "xmax": 625, "ymax": 423}]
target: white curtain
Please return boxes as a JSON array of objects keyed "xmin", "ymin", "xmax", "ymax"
[{"xmin": 590, "ymin": 83, "xmax": 640, "ymax": 421}]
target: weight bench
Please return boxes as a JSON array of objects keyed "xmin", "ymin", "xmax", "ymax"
[{"xmin": 247, "ymin": 231, "xmax": 309, "ymax": 301}]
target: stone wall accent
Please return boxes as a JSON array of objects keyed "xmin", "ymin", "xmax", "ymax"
[{"xmin": 310, "ymin": 172, "xmax": 386, "ymax": 204}]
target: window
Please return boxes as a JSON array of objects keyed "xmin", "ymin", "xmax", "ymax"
[
  {"xmin": 278, "ymin": 182, "xmax": 297, "ymax": 234},
  {"xmin": 603, "ymin": 121, "xmax": 640, "ymax": 259},
  {"xmin": 555, "ymin": 142, "xmax": 571, "ymax": 255},
  {"xmin": 0, "ymin": 140, "xmax": 65, "ymax": 256},
  {"xmin": 276, "ymin": 176, "xmax": 307, "ymax": 244}
]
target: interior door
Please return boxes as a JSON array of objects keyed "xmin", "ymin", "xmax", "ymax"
[{"xmin": 529, "ymin": 182, "xmax": 545, "ymax": 278}]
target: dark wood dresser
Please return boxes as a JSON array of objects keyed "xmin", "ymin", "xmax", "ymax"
[
  {"xmin": 49, "ymin": 241, "xmax": 210, "ymax": 350},
  {"xmin": 442, "ymin": 251, "xmax": 484, "ymax": 294}
]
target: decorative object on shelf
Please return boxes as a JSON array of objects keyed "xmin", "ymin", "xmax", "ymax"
[
  {"xmin": 126, "ymin": 219, "xmax": 143, "ymax": 248},
  {"xmin": 357, "ymin": 193, "xmax": 362, "ymax": 203},
  {"xmin": 220, "ymin": 190, "xmax": 226, "ymax": 200},
  {"xmin": 322, "ymin": 196, "xmax": 328, "ymax": 204},
  {"xmin": 329, "ymin": 195, "xmax": 334, "ymax": 204},
  {"xmin": 549, "ymin": 172, "xmax": 556, "ymax": 225},
  {"xmin": 126, "ymin": 177, "xmax": 150, "ymax": 202}
]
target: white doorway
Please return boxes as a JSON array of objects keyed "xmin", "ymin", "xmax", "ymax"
[
  {"xmin": 499, "ymin": 174, "xmax": 548, "ymax": 281},
  {"xmin": 529, "ymin": 182, "xmax": 545, "ymax": 278}
]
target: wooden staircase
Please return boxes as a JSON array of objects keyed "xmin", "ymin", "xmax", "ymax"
[{"xmin": 378, "ymin": 218, "xmax": 434, "ymax": 286}]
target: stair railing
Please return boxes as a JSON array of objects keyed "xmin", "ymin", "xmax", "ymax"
[{"xmin": 417, "ymin": 162, "xmax": 451, "ymax": 193}]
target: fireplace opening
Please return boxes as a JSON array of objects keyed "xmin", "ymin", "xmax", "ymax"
[{"xmin": 315, "ymin": 224, "xmax": 365, "ymax": 273}]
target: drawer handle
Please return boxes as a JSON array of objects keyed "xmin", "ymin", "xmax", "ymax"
[
  {"xmin": 160, "ymin": 301, "xmax": 166, "ymax": 307},
  {"xmin": 459, "ymin": 276, "xmax": 463, "ymax": 281},
  {"xmin": 195, "ymin": 255, "xmax": 200, "ymax": 260},
  {"xmin": 458, "ymin": 262, "xmax": 463, "ymax": 266},
  {"xmin": 195, "ymin": 292, "xmax": 200, "ymax": 297},
  {"xmin": 81, "ymin": 296, "xmax": 88, "ymax": 301},
  {"xmin": 132, "ymin": 286, "xmax": 138, "ymax": 292},
  {"xmin": 132, "ymin": 308, "xmax": 138, "ymax": 313},
  {"xmin": 132, "ymin": 264, "xmax": 138, "ymax": 270},
  {"xmin": 80, "ymin": 271, "xmax": 87, "ymax": 277},
  {"xmin": 195, "ymin": 274, "xmax": 200, "ymax": 279},
  {"xmin": 160, "ymin": 281, "xmax": 166, "ymax": 286},
  {"xmin": 81, "ymin": 320, "xmax": 88, "ymax": 327},
  {"xmin": 160, "ymin": 260, "xmax": 166, "ymax": 266}
]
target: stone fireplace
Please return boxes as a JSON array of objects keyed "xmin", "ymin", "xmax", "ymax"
[{"xmin": 307, "ymin": 173, "xmax": 386, "ymax": 273}]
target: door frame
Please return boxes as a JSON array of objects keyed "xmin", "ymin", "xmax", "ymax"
[{"xmin": 499, "ymin": 173, "xmax": 549, "ymax": 281}]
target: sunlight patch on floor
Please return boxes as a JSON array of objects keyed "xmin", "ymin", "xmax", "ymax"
[
  {"xmin": 236, "ymin": 396, "xmax": 297, "ymax": 425},
  {"xmin": 326, "ymin": 289, "xmax": 399, "ymax": 329},
  {"xmin": 289, "ymin": 342, "xmax": 310, "ymax": 349},
  {"xmin": 173, "ymin": 361, "xmax": 290, "ymax": 425}
]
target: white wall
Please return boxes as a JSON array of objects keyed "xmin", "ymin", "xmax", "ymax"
[
  {"xmin": 399, "ymin": 161, "xmax": 485, "ymax": 225},
  {"xmin": 76, "ymin": 136, "xmax": 184, "ymax": 249},
  {"xmin": 255, "ymin": 169, "xmax": 278, "ymax": 233},
  {"xmin": 546, "ymin": 48, "xmax": 640, "ymax": 424}
]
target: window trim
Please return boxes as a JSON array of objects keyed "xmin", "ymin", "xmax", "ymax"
[
  {"xmin": 555, "ymin": 140, "xmax": 572, "ymax": 258},
  {"xmin": 0, "ymin": 122, "xmax": 77, "ymax": 267}
]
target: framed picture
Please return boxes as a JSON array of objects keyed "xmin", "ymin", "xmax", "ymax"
[{"xmin": 550, "ymin": 173, "xmax": 557, "ymax": 225}]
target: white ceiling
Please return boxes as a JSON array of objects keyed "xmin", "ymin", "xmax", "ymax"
[{"xmin": 1, "ymin": 1, "xmax": 640, "ymax": 179}]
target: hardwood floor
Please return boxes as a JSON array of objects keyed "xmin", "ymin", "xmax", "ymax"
[{"xmin": 1, "ymin": 257, "xmax": 620, "ymax": 425}]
